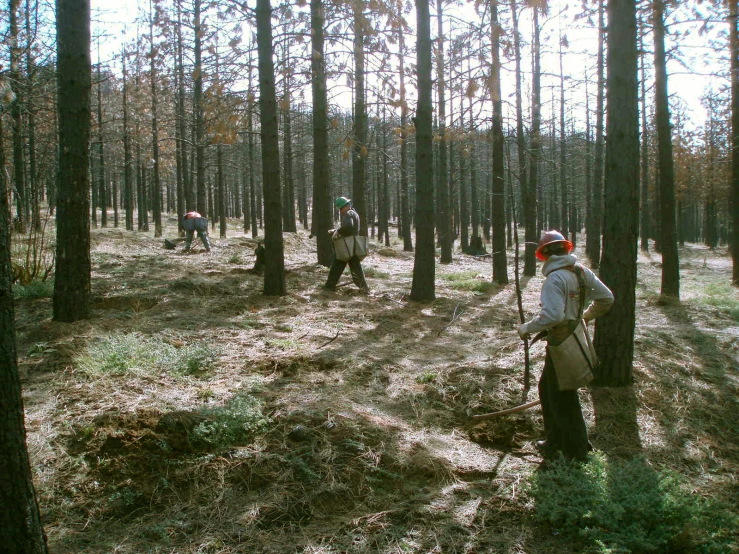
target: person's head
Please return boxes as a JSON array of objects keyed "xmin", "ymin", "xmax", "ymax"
[
  {"xmin": 335, "ymin": 196, "xmax": 351, "ymax": 213},
  {"xmin": 535, "ymin": 230, "xmax": 573, "ymax": 261}
]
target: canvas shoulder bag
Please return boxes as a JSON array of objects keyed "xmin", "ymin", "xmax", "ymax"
[
  {"xmin": 333, "ymin": 235, "xmax": 368, "ymax": 262},
  {"xmin": 547, "ymin": 264, "xmax": 599, "ymax": 391}
]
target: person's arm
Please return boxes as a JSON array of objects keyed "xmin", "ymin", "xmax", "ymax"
[
  {"xmin": 520, "ymin": 277, "xmax": 567, "ymax": 336},
  {"xmin": 336, "ymin": 211, "xmax": 356, "ymax": 237},
  {"xmin": 582, "ymin": 269, "xmax": 614, "ymax": 322}
]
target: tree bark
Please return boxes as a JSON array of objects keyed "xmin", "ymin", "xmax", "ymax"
[
  {"xmin": 311, "ymin": 0, "xmax": 333, "ymax": 265},
  {"xmin": 731, "ymin": 0, "xmax": 739, "ymax": 285},
  {"xmin": 150, "ymin": 0, "xmax": 162, "ymax": 237},
  {"xmin": 410, "ymin": 0, "xmax": 435, "ymax": 302},
  {"xmin": 256, "ymin": 0, "xmax": 286, "ymax": 296},
  {"xmin": 588, "ymin": 0, "xmax": 605, "ymax": 267},
  {"xmin": 397, "ymin": 3, "xmax": 413, "ymax": 251},
  {"xmin": 640, "ymin": 30, "xmax": 650, "ymax": 251},
  {"xmin": 9, "ymin": 0, "xmax": 28, "ymax": 233},
  {"xmin": 0, "ymin": 103, "xmax": 48, "ymax": 553},
  {"xmin": 53, "ymin": 0, "xmax": 91, "ymax": 322},
  {"xmin": 491, "ymin": 0, "xmax": 508, "ymax": 284},
  {"xmin": 436, "ymin": 0, "xmax": 452, "ymax": 263},
  {"xmin": 653, "ymin": 0, "xmax": 679, "ymax": 298},
  {"xmin": 194, "ymin": 0, "xmax": 206, "ymax": 215},
  {"xmin": 527, "ymin": 5, "xmax": 542, "ymax": 269},
  {"xmin": 352, "ymin": 0, "xmax": 368, "ymax": 237},
  {"xmin": 594, "ymin": 0, "xmax": 639, "ymax": 386},
  {"xmin": 122, "ymin": 48, "xmax": 134, "ymax": 231}
]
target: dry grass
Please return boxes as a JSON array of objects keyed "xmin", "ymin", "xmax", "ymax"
[{"xmin": 14, "ymin": 217, "xmax": 739, "ymax": 553}]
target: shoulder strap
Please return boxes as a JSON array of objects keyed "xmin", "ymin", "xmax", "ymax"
[{"xmin": 572, "ymin": 264, "xmax": 587, "ymax": 319}]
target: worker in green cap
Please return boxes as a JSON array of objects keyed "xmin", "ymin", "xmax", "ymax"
[{"xmin": 323, "ymin": 197, "xmax": 369, "ymax": 294}]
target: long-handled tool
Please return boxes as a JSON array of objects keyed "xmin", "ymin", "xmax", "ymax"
[{"xmin": 467, "ymin": 399, "xmax": 541, "ymax": 422}]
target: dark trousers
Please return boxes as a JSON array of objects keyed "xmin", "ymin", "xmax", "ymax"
[
  {"xmin": 325, "ymin": 256, "xmax": 368, "ymax": 290},
  {"xmin": 538, "ymin": 350, "xmax": 590, "ymax": 460},
  {"xmin": 185, "ymin": 230, "xmax": 211, "ymax": 251}
]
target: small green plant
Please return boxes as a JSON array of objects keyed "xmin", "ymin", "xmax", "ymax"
[
  {"xmin": 228, "ymin": 254, "xmax": 243, "ymax": 264},
  {"xmin": 265, "ymin": 338, "xmax": 298, "ymax": 350},
  {"xmin": 439, "ymin": 271, "xmax": 496, "ymax": 293},
  {"xmin": 364, "ymin": 267, "xmax": 389, "ymax": 279},
  {"xmin": 197, "ymin": 387, "xmax": 215, "ymax": 401},
  {"xmin": 13, "ymin": 278, "xmax": 54, "ymax": 300},
  {"xmin": 529, "ymin": 452, "xmax": 738, "ymax": 553},
  {"xmin": 415, "ymin": 372, "xmax": 437, "ymax": 384},
  {"xmin": 75, "ymin": 333, "xmax": 219, "ymax": 377},
  {"xmin": 193, "ymin": 394, "xmax": 269, "ymax": 449},
  {"xmin": 696, "ymin": 283, "xmax": 739, "ymax": 321}
]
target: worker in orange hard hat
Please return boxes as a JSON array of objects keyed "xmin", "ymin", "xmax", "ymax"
[{"xmin": 519, "ymin": 230, "xmax": 613, "ymax": 463}]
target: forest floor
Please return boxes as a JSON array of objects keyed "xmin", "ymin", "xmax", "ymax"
[{"xmin": 14, "ymin": 215, "xmax": 739, "ymax": 554}]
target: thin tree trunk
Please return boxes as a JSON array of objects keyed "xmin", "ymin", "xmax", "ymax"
[
  {"xmin": 398, "ymin": 1, "xmax": 413, "ymax": 251},
  {"xmin": 122, "ymin": 48, "xmax": 134, "ymax": 231},
  {"xmin": 589, "ymin": 0, "xmax": 605, "ymax": 267},
  {"xmin": 640, "ymin": 30, "xmax": 650, "ymax": 251},
  {"xmin": 527, "ymin": 5, "xmax": 541, "ymax": 268},
  {"xmin": 436, "ymin": 0, "xmax": 451, "ymax": 263},
  {"xmin": 559, "ymin": 35, "xmax": 569, "ymax": 238},
  {"xmin": 311, "ymin": 0, "xmax": 333, "ymax": 265},
  {"xmin": 194, "ymin": 0, "xmax": 206, "ymax": 215},
  {"xmin": 150, "ymin": 0, "xmax": 162, "ymax": 237},
  {"xmin": 653, "ymin": 0, "xmax": 679, "ymax": 298},
  {"xmin": 352, "ymin": 1, "xmax": 368, "ymax": 236},
  {"xmin": 256, "ymin": 0, "xmax": 286, "ymax": 295},
  {"xmin": 491, "ymin": 0, "xmax": 507, "ymax": 284}
]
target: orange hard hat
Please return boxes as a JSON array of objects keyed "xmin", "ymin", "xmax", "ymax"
[{"xmin": 535, "ymin": 230, "xmax": 573, "ymax": 261}]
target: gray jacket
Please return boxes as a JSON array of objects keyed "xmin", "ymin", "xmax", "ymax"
[
  {"xmin": 524, "ymin": 254, "xmax": 614, "ymax": 334},
  {"xmin": 336, "ymin": 208, "xmax": 360, "ymax": 237}
]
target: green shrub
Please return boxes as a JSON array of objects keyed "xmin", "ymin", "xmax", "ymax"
[
  {"xmin": 193, "ymin": 395, "xmax": 269, "ymax": 449},
  {"xmin": 529, "ymin": 453, "xmax": 738, "ymax": 553},
  {"xmin": 439, "ymin": 271, "xmax": 496, "ymax": 293},
  {"xmin": 415, "ymin": 372, "xmax": 437, "ymax": 384},
  {"xmin": 13, "ymin": 278, "xmax": 54, "ymax": 300},
  {"xmin": 75, "ymin": 332, "xmax": 219, "ymax": 377},
  {"xmin": 228, "ymin": 254, "xmax": 243, "ymax": 264},
  {"xmin": 697, "ymin": 283, "xmax": 739, "ymax": 321}
]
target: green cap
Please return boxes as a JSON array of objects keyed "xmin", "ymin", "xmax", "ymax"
[{"xmin": 335, "ymin": 197, "xmax": 351, "ymax": 209}]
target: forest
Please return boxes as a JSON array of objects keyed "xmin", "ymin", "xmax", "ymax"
[{"xmin": 1, "ymin": 0, "xmax": 738, "ymax": 552}]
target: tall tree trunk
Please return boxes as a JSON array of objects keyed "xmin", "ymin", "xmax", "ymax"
[
  {"xmin": 436, "ymin": 0, "xmax": 451, "ymax": 263},
  {"xmin": 469, "ymin": 88, "xmax": 479, "ymax": 240},
  {"xmin": 54, "ymin": 0, "xmax": 91, "ymax": 322},
  {"xmin": 731, "ymin": 0, "xmax": 739, "ymax": 285},
  {"xmin": 256, "ymin": 0, "xmax": 286, "ymax": 296},
  {"xmin": 26, "ymin": 0, "xmax": 40, "ymax": 231},
  {"xmin": 194, "ymin": 0, "xmax": 206, "ymax": 215},
  {"xmin": 150, "ymin": 0, "xmax": 162, "ymax": 237},
  {"xmin": 281, "ymin": 68, "xmax": 297, "ymax": 232},
  {"xmin": 559, "ymin": 35, "xmax": 569, "ymax": 238},
  {"xmin": 248, "ymin": 94, "xmax": 258, "ymax": 238},
  {"xmin": 491, "ymin": 0, "xmax": 508, "ymax": 284},
  {"xmin": 640, "ymin": 30, "xmax": 650, "ymax": 251},
  {"xmin": 176, "ymin": 0, "xmax": 192, "ymax": 215},
  {"xmin": 653, "ymin": 0, "xmax": 679, "ymax": 298},
  {"xmin": 527, "ymin": 5, "xmax": 542, "ymax": 268},
  {"xmin": 398, "ymin": 8, "xmax": 413, "ymax": 251},
  {"xmin": 122, "ymin": 48, "xmax": 134, "ymax": 231},
  {"xmin": 9, "ymin": 0, "xmax": 27, "ymax": 232},
  {"xmin": 588, "ymin": 0, "xmax": 605, "ymax": 267},
  {"xmin": 511, "ymin": 0, "xmax": 533, "ymax": 274},
  {"xmin": 96, "ymin": 60, "xmax": 107, "ymax": 228},
  {"xmin": 410, "ymin": 0, "xmax": 435, "ymax": 301},
  {"xmin": 311, "ymin": 0, "xmax": 333, "ymax": 265},
  {"xmin": 0, "ymin": 104, "xmax": 48, "ymax": 553},
  {"xmin": 352, "ymin": 0, "xmax": 368, "ymax": 236},
  {"xmin": 460, "ymin": 91, "xmax": 469, "ymax": 251},
  {"xmin": 594, "ymin": 0, "xmax": 639, "ymax": 386}
]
